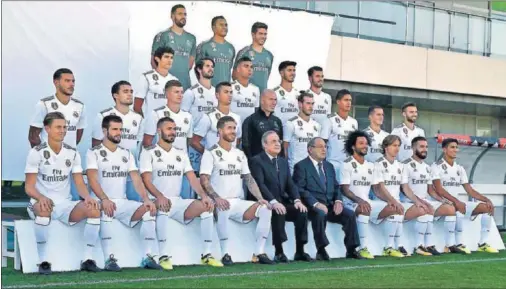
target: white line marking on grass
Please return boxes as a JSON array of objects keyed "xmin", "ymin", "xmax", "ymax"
[{"xmin": 5, "ymin": 257, "xmax": 506, "ymax": 289}]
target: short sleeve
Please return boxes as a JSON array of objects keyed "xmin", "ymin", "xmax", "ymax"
[
  {"xmin": 419, "ymin": 128, "xmax": 425, "ymax": 137},
  {"xmin": 390, "ymin": 127, "xmax": 401, "ymax": 137},
  {"xmin": 240, "ymin": 152, "xmax": 250, "ymax": 175},
  {"xmin": 91, "ymin": 113, "xmax": 104, "ymax": 140},
  {"xmin": 339, "ymin": 163, "xmax": 352, "ymax": 185},
  {"xmin": 255, "ymin": 87, "xmax": 261, "ymax": 107},
  {"xmin": 72, "ymin": 151, "xmax": 83, "ymax": 174},
  {"xmin": 139, "ymin": 149, "xmax": 152, "ymax": 174},
  {"xmin": 77, "ymin": 104, "xmax": 87, "ymax": 129},
  {"xmin": 136, "ymin": 74, "xmax": 149, "ymax": 100},
  {"xmin": 195, "ymin": 42, "xmax": 205, "ymax": 63},
  {"xmin": 193, "ymin": 114, "xmax": 211, "ymax": 137},
  {"xmin": 151, "ymin": 32, "xmax": 165, "ymax": 55},
  {"xmin": 144, "ymin": 110, "xmax": 158, "ymax": 136},
  {"xmin": 459, "ymin": 166, "xmax": 469, "ymax": 184},
  {"xmin": 128, "ymin": 152, "xmax": 138, "ymax": 172},
  {"xmin": 373, "ymin": 162, "xmax": 384, "ymax": 184},
  {"xmin": 401, "ymin": 163, "xmax": 410, "ymax": 184},
  {"xmin": 24, "ymin": 149, "xmax": 40, "ymax": 174},
  {"xmin": 430, "ymin": 163, "xmax": 442, "ymax": 181},
  {"xmin": 186, "ymin": 115, "xmax": 194, "ymax": 139},
  {"xmin": 86, "ymin": 149, "xmax": 98, "ymax": 170},
  {"xmin": 283, "ymin": 121, "xmax": 294, "ymax": 142},
  {"xmin": 320, "ymin": 118, "xmax": 331, "ymax": 139},
  {"xmin": 190, "ymin": 35, "xmax": 197, "ymax": 58},
  {"xmin": 236, "ymin": 116, "xmax": 242, "ymax": 139},
  {"xmin": 181, "ymin": 89, "xmax": 195, "ymax": 112},
  {"xmin": 137, "ymin": 116, "xmax": 145, "ymax": 140},
  {"xmin": 183, "ymin": 154, "xmax": 194, "ymax": 173},
  {"xmin": 30, "ymin": 101, "xmax": 47, "ymax": 128},
  {"xmin": 199, "ymin": 150, "xmax": 214, "ymax": 176}
]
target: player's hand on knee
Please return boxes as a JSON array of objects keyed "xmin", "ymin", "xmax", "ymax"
[
  {"xmin": 101, "ymin": 199, "xmax": 116, "ymax": 217},
  {"xmin": 358, "ymin": 200, "xmax": 371, "ymax": 214},
  {"xmin": 455, "ymin": 201, "xmax": 466, "ymax": 214},
  {"xmin": 38, "ymin": 196, "xmax": 54, "ymax": 213},
  {"xmin": 143, "ymin": 199, "xmax": 157, "ymax": 216},
  {"xmin": 84, "ymin": 196, "xmax": 100, "ymax": 211},
  {"xmin": 215, "ymin": 197, "xmax": 230, "ymax": 211},
  {"xmin": 201, "ymin": 196, "xmax": 214, "ymax": 213},
  {"xmin": 392, "ymin": 201, "xmax": 404, "ymax": 215},
  {"xmin": 155, "ymin": 196, "xmax": 171, "ymax": 213},
  {"xmin": 484, "ymin": 199, "xmax": 494, "ymax": 214},
  {"xmin": 272, "ymin": 202, "xmax": 286, "ymax": 215}
]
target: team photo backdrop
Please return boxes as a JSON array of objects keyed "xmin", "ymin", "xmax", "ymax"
[{"xmin": 2, "ymin": 1, "xmax": 334, "ymax": 181}]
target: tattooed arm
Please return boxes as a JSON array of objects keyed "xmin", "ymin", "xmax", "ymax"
[
  {"xmin": 200, "ymin": 174, "xmax": 219, "ymax": 199},
  {"xmin": 242, "ymin": 173, "xmax": 266, "ymax": 202}
]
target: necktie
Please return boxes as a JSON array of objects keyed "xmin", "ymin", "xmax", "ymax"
[
  {"xmin": 272, "ymin": 157, "xmax": 279, "ymax": 172},
  {"xmin": 318, "ymin": 162, "xmax": 326, "ymax": 188}
]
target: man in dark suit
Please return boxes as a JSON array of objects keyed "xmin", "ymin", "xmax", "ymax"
[
  {"xmin": 250, "ymin": 131, "xmax": 311, "ymax": 263},
  {"xmin": 293, "ymin": 137, "xmax": 362, "ymax": 260}
]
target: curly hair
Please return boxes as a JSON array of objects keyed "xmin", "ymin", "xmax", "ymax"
[{"xmin": 344, "ymin": 130, "xmax": 371, "ymax": 156}]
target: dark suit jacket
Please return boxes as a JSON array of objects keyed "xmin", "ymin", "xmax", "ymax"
[
  {"xmin": 249, "ymin": 152, "xmax": 300, "ymax": 203},
  {"xmin": 292, "ymin": 157, "xmax": 342, "ymax": 207}
]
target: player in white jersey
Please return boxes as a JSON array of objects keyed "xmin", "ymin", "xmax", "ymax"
[
  {"xmin": 273, "ymin": 61, "xmax": 299, "ymax": 123},
  {"xmin": 283, "ymin": 91, "xmax": 321, "ymax": 173},
  {"xmin": 192, "ymin": 82, "xmax": 242, "ymax": 154},
  {"xmin": 364, "ymin": 105, "xmax": 389, "ymax": 163},
  {"xmin": 401, "ymin": 136, "xmax": 463, "ymax": 256},
  {"xmin": 25, "ymin": 112, "xmax": 101, "ymax": 274},
  {"xmin": 321, "ymin": 89, "xmax": 358, "ymax": 179},
  {"xmin": 87, "ymin": 115, "xmax": 161, "ymax": 271},
  {"xmin": 200, "ymin": 116, "xmax": 274, "ymax": 265},
  {"xmin": 306, "ymin": 66, "xmax": 332, "ymax": 126},
  {"xmin": 391, "ymin": 102, "xmax": 425, "ymax": 161},
  {"xmin": 134, "ymin": 47, "xmax": 179, "ymax": 117},
  {"xmin": 230, "ymin": 57, "xmax": 260, "ymax": 122},
  {"xmin": 431, "ymin": 138, "xmax": 498, "ymax": 254},
  {"xmin": 140, "ymin": 117, "xmax": 223, "ymax": 270}
]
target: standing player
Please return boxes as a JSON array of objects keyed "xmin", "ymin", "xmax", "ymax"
[
  {"xmin": 283, "ymin": 92, "xmax": 321, "ymax": 173},
  {"xmin": 140, "ymin": 117, "xmax": 223, "ymax": 270},
  {"xmin": 151, "ymin": 4, "xmax": 196, "ymax": 90},
  {"xmin": 391, "ymin": 102, "xmax": 425, "ymax": 161},
  {"xmin": 273, "ymin": 61, "xmax": 299, "ymax": 124},
  {"xmin": 200, "ymin": 116, "xmax": 274, "ymax": 265},
  {"xmin": 431, "ymin": 138, "xmax": 498, "ymax": 253},
  {"xmin": 196, "ymin": 16, "xmax": 235, "ymax": 86},
  {"xmin": 230, "ymin": 57, "xmax": 260, "ymax": 123},
  {"xmin": 134, "ymin": 47, "xmax": 178, "ymax": 117},
  {"xmin": 364, "ymin": 105, "xmax": 389, "ymax": 163},
  {"xmin": 306, "ymin": 66, "xmax": 332, "ymax": 126},
  {"xmin": 321, "ymin": 89, "xmax": 358, "ymax": 179},
  {"xmin": 234, "ymin": 22, "xmax": 274, "ymax": 94},
  {"xmin": 25, "ymin": 112, "xmax": 101, "ymax": 274},
  {"xmin": 191, "ymin": 82, "xmax": 242, "ymax": 152},
  {"xmin": 87, "ymin": 115, "xmax": 160, "ymax": 271}
]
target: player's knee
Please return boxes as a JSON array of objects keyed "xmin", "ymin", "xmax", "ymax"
[
  {"xmin": 256, "ymin": 204, "xmax": 271, "ymax": 218},
  {"xmin": 445, "ymin": 204, "xmax": 456, "ymax": 216},
  {"xmin": 34, "ymin": 216, "xmax": 51, "ymax": 226},
  {"xmin": 87, "ymin": 207, "xmax": 101, "ymax": 219},
  {"xmin": 200, "ymin": 211, "xmax": 212, "ymax": 219},
  {"xmin": 33, "ymin": 203, "xmax": 52, "ymax": 217},
  {"xmin": 445, "ymin": 215, "xmax": 456, "ymax": 222},
  {"xmin": 356, "ymin": 214, "xmax": 370, "ymax": 224},
  {"xmin": 417, "ymin": 214, "xmax": 433, "ymax": 223},
  {"xmin": 142, "ymin": 211, "xmax": 156, "ymax": 222}
]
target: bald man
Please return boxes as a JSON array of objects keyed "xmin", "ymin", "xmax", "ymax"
[{"xmin": 242, "ymin": 89, "xmax": 283, "ymax": 159}]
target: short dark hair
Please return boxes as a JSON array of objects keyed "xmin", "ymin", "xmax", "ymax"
[
  {"xmin": 344, "ymin": 130, "xmax": 371, "ymax": 156},
  {"xmin": 411, "ymin": 136, "xmax": 427, "ymax": 147},
  {"xmin": 53, "ymin": 68, "xmax": 73, "ymax": 80},
  {"xmin": 297, "ymin": 91, "xmax": 313, "ymax": 103},
  {"xmin": 194, "ymin": 57, "xmax": 215, "ymax": 79},
  {"xmin": 278, "ymin": 61, "xmax": 296, "ymax": 72},
  {"xmin": 367, "ymin": 105, "xmax": 383, "ymax": 116},
  {"xmin": 217, "ymin": 115, "xmax": 236, "ymax": 130},
  {"xmin": 171, "ymin": 4, "xmax": 185, "ymax": 15},
  {"xmin": 154, "ymin": 46, "xmax": 175, "ymax": 66},
  {"xmin": 251, "ymin": 22, "xmax": 268, "ymax": 33},
  {"xmin": 307, "ymin": 66, "xmax": 323, "ymax": 77},
  {"xmin": 111, "ymin": 80, "xmax": 131, "ymax": 100},
  {"xmin": 235, "ymin": 56, "xmax": 252, "ymax": 68},
  {"xmin": 402, "ymin": 102, "xmax": 417, "ymax": 112},
  {"xmin": 442, "ymin": 138, "xmax": 458, "ymax": 148},
  {"xmin": 157, "ymin": 116, "xmax": 175, "ymax": 129},
  {"xmin": 336, "ymin": 89, "xmax": 351, "ymax": 101},
  {"xmin": 164, "ymin": 79, "xmax": 182, "ymax": 91},
  {"xmin": 216, "ymin": 81, "xmax": 232, "ymax": 93},
  {"xmin": 102, "ymin": 114, "xmax": 123, "ymax": 130},
  {"xmin": 211, "ymin": 15, "xmax": 226, "ymax": 27},
  {"xmin": 43, "ymin": 112, "xmax": 66, "ymax": 127}
]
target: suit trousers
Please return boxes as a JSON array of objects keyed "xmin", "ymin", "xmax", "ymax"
[{"xmin": 271, "ymin": 202, "xmax": 308, "ymax": 247}]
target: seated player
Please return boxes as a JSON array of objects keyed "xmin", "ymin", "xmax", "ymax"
[
  {"xmin": 139, "ymin": 117, "xmax": 223, "ymax": 270},
  {"xmin": 431, "ymin": 138, "xmax": 498, "ymax": 253},
  {"xmin": 200, "ymin": 116, "xmax": 274, "ymax": 265},
  {"xmin": 25, "ymin": 112, "xmax": 101, "ymax": 274},
  {"xmin": 87, "ymin": 115, "xmax": 160, "ymax": 271}
]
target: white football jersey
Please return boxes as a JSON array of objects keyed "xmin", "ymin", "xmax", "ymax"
[
  {"xmin": 86, "ymin": 144, "xmax": 137, "ymax": 200},
  {"xmin": 181, "ymin": 83, "xmax": 217, "ymax": 125},
  {"xmin": 373, "ymin": 157, "xmax": 403, "ymax": 200},
  {"xmin": 306, "ymin": 89, "xmax": 332, "ymax": 126},
  {"xmin": 321, "ymin": 113, "xmax": 358, "ymax": 164},
  {"xmin": 430, "ymin": 158, "xmax": 469, "ymax": 198},
  {"xmin": 230, "ymin": 80, "xmax": 260, "ymax": 122},
  {"xmin": 283, "ymin": 116, "xmax": 321, "ymax": 172},
  {"xmin": 193, "ymin": 108, "xmax": 242, "ymax": 150},
  {"xmin": 136, "ymin": 69, "xmax": 178, "ymax": 116},
  {"xmin": 200, "ymin": 144, "xmax": 250, "ymax": 199},
  {"xmin": 273, "ymin": 86, "xmax": 299, "ymax": 124},
  {"xmin": 144, "ymin": 106, "xmax": 193, "ymax": 152},
  {"xmin": 401, "ymin": 157, "xmax": 432, "ymax": 200},
  {"xmin": 391, "ymin": 123, "xmax": 425, "ymax": 162},
  {"xmin": 139, "ymin": 144, "xmax": 193, "ymax": 198},
  {"xmin": 91, "ymin": 107, "xmax": 144, "ymax": 153},
  {"xmin": 340, "ymin": 156, "xmax": 377, "ymax": 201},
  {"xmin": 31, "ymin": 95, "xmax": 87, "ymax": 147},
  {"xmin": 363, "ymin": 127, "xmax": 390, "ymax": 163},
  {"xmin": 25, "ymin": 142, "xmax": 83, "ymax": 203}
]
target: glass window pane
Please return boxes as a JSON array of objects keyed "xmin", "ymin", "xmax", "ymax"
[
  {"xmin": 414, "ymin": 6, "xmax": 434, "ymax": 48},
  {"xmin": 359, "ymin": 1, "xmax": 406, "ymax": 43},
  {"xmin": 451, "ymin": 13, "xmax": 469, "ymax": 53},
  {"xmin": 275, "ymin": 1, "xmax": 307, "ymax": 10},
  {"xmin": 434, "ymin": 10, "xmax": 450, "ymax": 50},
  {"xmin": 315, "ymin": 1, "xmax": 358, "ymax": 35},
  {"xmin": 469, "ymin": 16, "xmax": 486, "ymax": 55},
  {"xmin": 491, "ymin": 19, "xmax": 506, "ymax": 59}
]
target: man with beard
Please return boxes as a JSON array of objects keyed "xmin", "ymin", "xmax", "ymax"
[
  {"xmin": 234, "ymin": 22, "xmax": 274, "ymax": 94},
  {"xmin": 321, "ymin": 89, "xmax": 358, "ymax": 181},
  {"xmin": 151, "ymin": 4, "xmax": 196, "ymax": 90},
  {"xmin": 196, "ymin": 16, "xmax": 235, "ymax": 86},
  {"xmin": 139, "ymin": 117, "xmax": 223, "ymax": 270},
  {"xmin": 230, "ymin": 57, "xmax": 260, "ymax": 123},
  {"xmin": 305, "ymin": 67, "xmax": 332, "ymax": 126},
  {"xmin": 200, "ymin": 116, "xmax": 274, "ymax": 265},
  {"xmin": 364, "ymin": 105, "xmax": 389, "ymax": 163},
  {"xmin": 401, "ymin": 136, "xmax": 460, "ymax": 256},
  {"xmin": 87, "ymin": 115, "xmax": 161, "ymax": 271},
  {"xmin": 273, "ymin": 61, "xmax": 299, "ymax": 124},
  {"xmin": 391, "ymin": 102, "xmax": 425, "ymax": 161},
  {"xmin": 431, "ymin": 138, "xmax": 498, "ymax": 254},
  {"xmin": 283, "ymin": 92, "xmax": 321, "ymax": 173},
  {"xmin": 192, "ymin": 82, "xmax": 242, "ymax": 152}
]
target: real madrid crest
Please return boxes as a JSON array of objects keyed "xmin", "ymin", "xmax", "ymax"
[
  {"xmin": 65, "ymin": 159, "xmax": 71, "ymax": 167},
  {"xmin": 43, "ymin": 150, "xmax": 50, "ymax": 159},
  {"xmin": 215, "ymin": 113, "xmax": 221, "ymax": 120},
  {"xmin": 198, "ymin": 87, "xmax": 203, "ymax": 94},
  {"xmin": 324, "ymin": 99, "xmax": 328, "ymax": 104},
  {"xmin": 368, "ymin": 169, "xmax": 372, "ymax": 175},
  {"xmin": 398, "ymin": 168, "xmax": 402, "ymax": 174},
  {"xmin": 122, "ymin": 156, "xmax": 128, "ymax": 163},
  {"xmin": 51, "ymin": 102, "xmax": 58, "ymax": 110},
  {"xmin": 164, "ymin": 111, "xmax": 170, "ymax": 118},
  {"xmin": 403, "ymin": 128, "xmax": 408, "ymax": 136},
  {"xmin": 176, "ymin": 156, "xmax": 181, "ymax": 162},
  {"xmin": 215, "ymin": 150, "xmax": 224, "ymax": 161},
  {"xmin": 184, "ymin": 118, "xmax": 189, "ymax": 124},
  {"xmin": 279, "ymin": 90, "xmax": 285, "ymax": 97},
  {"xmin": 410, "ymin": 162, "xmax": 417, "ymax": 172},
  {"xmin": 383, "ymin": 162, "xmax": 388, "ymax": 169},
  {"xmin": 235, "ymin": 85, "xmax": 240, "ymax": 92},
  {"xmin": 154, "ymin": 150, "xmax": 161, "ymax": 158},
  {"xmin": 351, "ymin": 162, "xmax": 357, "ymax": 172},
  {"xmin": 297, "ymin": 120, "xmax": 303, "ymax": 127},
  {"xmin": 153, "ymin": 74, "xmax": 159, "ymax": 81},
  {"xmin": 249, "ymin": 50, "xmax": 255, "ymax": 58},
  {"xmin": 100, "ymin": 150, "xmax": 108, "ymax": 162}
]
